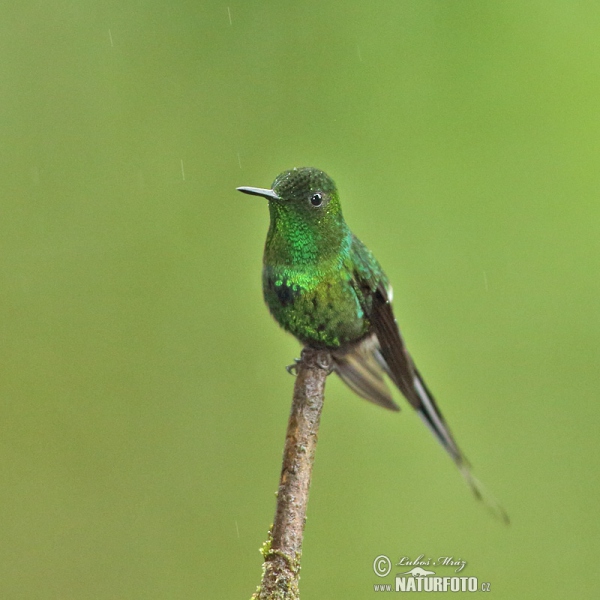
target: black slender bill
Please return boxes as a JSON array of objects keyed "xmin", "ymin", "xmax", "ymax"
[{"xmin": 236, "ymin": 186, "xmax": 280, "ymax": 201}]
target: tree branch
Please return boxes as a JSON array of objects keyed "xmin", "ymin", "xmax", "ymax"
[{"xmin": 252, "ymin": 348, "xmax": 332, "ymax": 600}]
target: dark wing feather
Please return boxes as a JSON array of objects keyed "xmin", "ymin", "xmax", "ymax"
[
  {"xmin": 337, "ymin": 238, "xmax": 508, "ymax": 522},
  {"xmin": 370, "ymin": 281, "xmax": 510, "ymax": 523},
  {"xmin": 371, "ymin": 280, "xmax": 465, "ymax": 464}
]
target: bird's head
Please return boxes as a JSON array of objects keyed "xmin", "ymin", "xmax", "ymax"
[{"xmin": 238, "ymin": 166, "xmax": 343, "ymax": 224}]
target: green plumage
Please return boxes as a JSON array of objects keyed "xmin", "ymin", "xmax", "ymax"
[
  {"xmin": 237, "ymin": 167, "xmax": 508, "ymax": 522},
  {"xmin": 262, "ymin": 168, "xmax": 386, "ymax": 349}
]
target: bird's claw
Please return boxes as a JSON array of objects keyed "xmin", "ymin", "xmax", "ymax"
[
  {"xmin": 287, "ymin": 351, "xmax": 334, "ymax": 375},
  {"xmin": 286, "ymin": 358, "xmax": 302, "ymax": 376},
  {"xmin": 315, "ymin": 353, "xmax": 334, "ymax": 373}
]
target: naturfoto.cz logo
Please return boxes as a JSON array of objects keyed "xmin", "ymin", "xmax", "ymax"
[{"xmin": 372, "ymin": 554, "xmax": 492, "ymax": 593}]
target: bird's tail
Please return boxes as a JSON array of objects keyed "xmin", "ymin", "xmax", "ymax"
[
  {"xmin": 333, "ymin": 332, "xmax": 509, "ymax": 523},
  {"xmin": 411, "ymin": 368, "xmax": 510, "ymax": 524},
  {"xmin": 332, "ymin": 335, "xmax": 400, "ymax": 412}
]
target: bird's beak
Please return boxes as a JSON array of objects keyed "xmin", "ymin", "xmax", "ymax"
[{"xmin": 236, "ymin": 186, "xmax": 280, "ymax": 201}]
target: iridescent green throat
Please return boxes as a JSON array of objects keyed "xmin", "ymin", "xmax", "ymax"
[{"xmin": 264, "ymin": 191, "xmax": 349, "ymax": 269}]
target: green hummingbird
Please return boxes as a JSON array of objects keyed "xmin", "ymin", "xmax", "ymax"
[{"xmin": 237, "ymin": 167, "xmax": 507, "ymax": 521}]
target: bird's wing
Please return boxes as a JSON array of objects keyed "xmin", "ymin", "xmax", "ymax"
[
  {"xmin": 341, "ymin": 236, "xmax": 509, "ymax": 522},
  {"xmin": 370, "ymin": 278, "xmax": 465, "ymax": 464},
  {"xmin": 370, "ymin": 278, "xmax": 509, "ymax": 523},
  {"xmin": 330, "ymin": 236, "xmax": 399, "ymax": 411},
  {"xmin": 345, "ymin": 236, "xmax": 463, "ymax": 459}
]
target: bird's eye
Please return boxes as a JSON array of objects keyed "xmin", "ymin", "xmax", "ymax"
[{"xmin": 310, "ymin": 193, "xmax": 323, "ymax": 206}]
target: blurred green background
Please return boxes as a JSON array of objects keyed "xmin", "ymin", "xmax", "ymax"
[{"xmin": 1, "ymin": 1, "xmax": 599, "ymax": 598}]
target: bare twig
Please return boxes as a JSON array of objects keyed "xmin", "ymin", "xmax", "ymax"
[{"xmin": 252, "ymin": 348, "xmax": 332, "ymax": 600}]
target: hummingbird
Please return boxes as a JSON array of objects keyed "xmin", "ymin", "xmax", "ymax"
[{"xmin": 237, "ymin": 167, "xmax": 507, "ymax": 522}]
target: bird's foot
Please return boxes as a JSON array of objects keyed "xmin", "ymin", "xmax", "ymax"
[
  {"xmin": 286, "ymin": 358, "xmax": 301, "ymax": 376},
  {"xmin": 287, "ymin": 350, "xmax": 334, "ymax": 375},
  {"xmin": 301, "ymin": 348, "xmax": 334, "ymax": 373}
]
